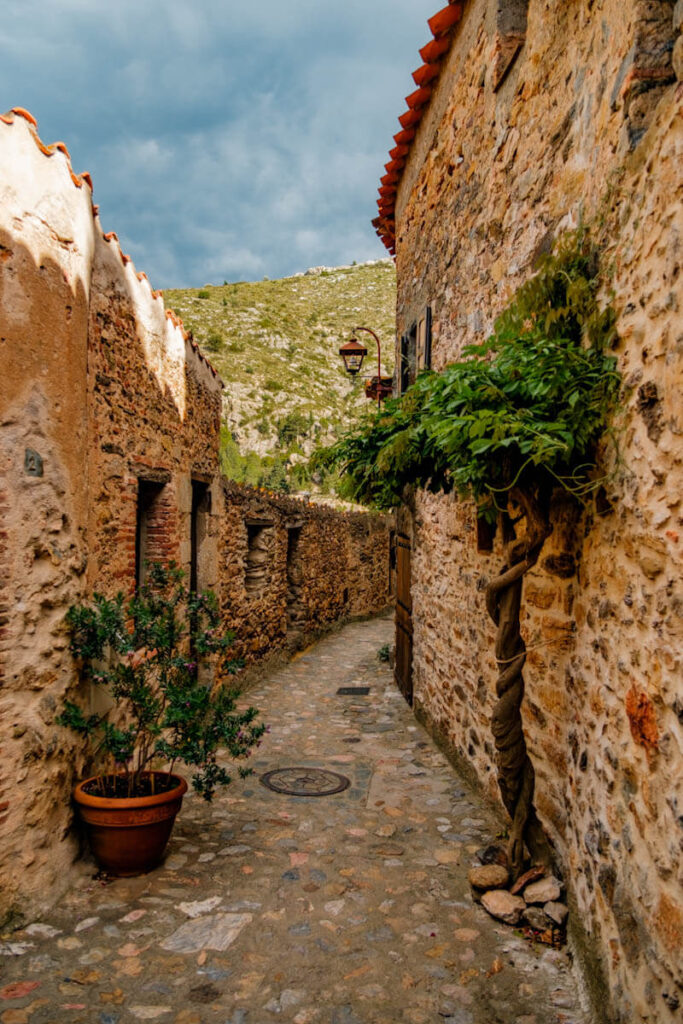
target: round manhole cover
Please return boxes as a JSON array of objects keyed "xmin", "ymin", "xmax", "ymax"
[{"xmin": 260, "ymin": 767, "xmax": 351, "ymax": 797}]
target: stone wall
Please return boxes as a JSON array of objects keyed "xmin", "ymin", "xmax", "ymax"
[
  {"xmin": 391, "ymin": 3, "xmax": 681, "ymax": 1022},
  {"xmin": 0, "ymin": 110, "xmax": 394, "ymax": 922},
  {"xmin": 0, "ymin": 110, "xmax": 226, "ymax": 921},
  {"xmin": 219, "ymin": 481, "xmax": 393, "ymax": 670},
  {"xmin": 1, "ymin": 111, "xmax": 99, "ymax": 922}
]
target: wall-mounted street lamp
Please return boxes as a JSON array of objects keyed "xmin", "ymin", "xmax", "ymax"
[
  {"xmin": 339, "ymin": 326, "xmax": 392, "ymax": 408},
  {"xmin": 338, "ymin": 336, "xmax": 368, "ymax": 376}
]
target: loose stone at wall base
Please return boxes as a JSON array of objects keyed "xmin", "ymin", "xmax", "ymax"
[
  {"xmin": 468, "ymin": 864, "xmax": 509, "ymax": 890},
  {"xmin": 481, "ymin": 890, "xmax": 526, "ymax": 925}
]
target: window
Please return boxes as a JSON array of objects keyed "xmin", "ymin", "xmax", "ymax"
[
  {"xmin": 417, "ymin": 306, "xmax": 433, "ymax": 372},
  {"xmin": 244, "ymin": 519, "xmax": 274, "ymax": 596},
  {"xmin": 492, "ymin": 1, "xmax": 529, "ymax": 91},
  {"xmin": 190, "ymin": 480, "xmax": 210, "ymax": 595},
  {"xmin": 399, "ymin": 325, "xmax": 416, "ymax": 394},
  {"xmin": 400, "ymin": 306, "xmax": 432, "ymax": 393},
  {"xmin": 286, "ymin": 525, "xmax": 304, "ymax": 633},
  {"xmin": 135, "ymin": 480, "xmax": 167, "ymax": 589}
]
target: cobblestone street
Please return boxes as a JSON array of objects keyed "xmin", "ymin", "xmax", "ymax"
[{"xmin": 1, "ymin": 615, "xmax": 588, "ymax": 1024}]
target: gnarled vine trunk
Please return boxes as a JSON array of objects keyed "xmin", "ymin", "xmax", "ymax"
[{"xmin": 485, "ymin": 487, "xmax": 553, "ymax": 879}]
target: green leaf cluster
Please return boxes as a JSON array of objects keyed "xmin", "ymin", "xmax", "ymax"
[
  {"xmin": 316, "ymin": 234, "xmax": 620, "ymax": 516},
  {"xmin": 59, "ymin": 563, "xmax": 266, "ymax": 800}
]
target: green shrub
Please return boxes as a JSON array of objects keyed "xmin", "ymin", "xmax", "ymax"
[
  {"xmin": 58, "ymin": 563, "xmax": 265, "ymax": 801},
  {"xmin": 316, "ymin": 232, "xmax": 619, "ymax": 517},
  {"xmin": 277, "ymin": 411, "xmax": 310, "ymax": 447},
  {"xmin": 206, "ymin": 328, "xmax": 224, "ymax": 351}
]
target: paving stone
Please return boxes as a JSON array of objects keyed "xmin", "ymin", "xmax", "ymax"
[
  {"xmin": 160, "ymin": 913, "xmax": 252, "ymax": 953},
  {"xmin": 0, "ymin": 617, "xmax": 587, "ymax": 1024},
  {"xmin": 176, "ymin": 897, "xmax": 223, "ymax": 918}
]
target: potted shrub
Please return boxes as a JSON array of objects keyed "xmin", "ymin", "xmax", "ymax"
[{"xmin": 58, "ymin": 562, "xmax": 265, "ymax": 876}]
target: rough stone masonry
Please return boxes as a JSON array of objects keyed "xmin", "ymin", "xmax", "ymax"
[
  {"xmin": 381, "ymin": 2, "xmax": 682, "ymax": 1023},
  {"xmin": 0, "ymin": 110, "xmax": 393, "ymax": 924}
]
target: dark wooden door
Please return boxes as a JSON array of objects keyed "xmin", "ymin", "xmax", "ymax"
[{"xmin": 395, "ymin": 534, "xmax": 413, "ymax": 705}]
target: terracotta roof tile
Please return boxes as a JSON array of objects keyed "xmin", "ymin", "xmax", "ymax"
[
  {"xmin": 412, "ymin": 63, "xmax": 441, "ymax": 87},
  {"xmin": 428, "ymin": 3, "xmax": 463, "ymax": 38},
  {"xmin": 393, "ymin": 128, "xmax": 416, "ymax": 146},
  {"xmin": 398, "ymin": 107, "xmax": 423, "ymax": 129},
  {"xmin": 1, "ymin": 107, "xmax": 223, "ymax": 384},
  {"xmin": 405, "ymin": 85, "xmax": 432, "ymax": 109},
  {"xmin": 10, "ymin": 106, "xmax": 37, "ymax": 127},
  {"xmin": 374, "ymin": 1, "xmax": 466, "ymax": 252},
  {"xmin": 419, "ymin": 36, "xmax": 452, "ymax": 63}
]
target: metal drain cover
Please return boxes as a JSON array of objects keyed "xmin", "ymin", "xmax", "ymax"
[
  {"xmin": 337, "ymin": 686, "xmax": 370, "ymax": 696},
  {"xmin": 260, "ymin": 767, "xmax": 351, "ymax": 797}
]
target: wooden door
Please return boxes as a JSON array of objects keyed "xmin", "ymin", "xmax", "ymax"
[{"xmin": 395, "ymin": 534, "xmax": 413, "ymax": 705}]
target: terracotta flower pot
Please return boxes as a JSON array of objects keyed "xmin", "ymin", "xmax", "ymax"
[{"xmin": 73, "ymin": 772, "xmax": 188, "ymax": 876}]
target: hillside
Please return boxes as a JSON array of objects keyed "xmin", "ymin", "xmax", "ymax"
[{"xmin": 164, "ymin": 260, "xmax": 396, "ymax": 492}]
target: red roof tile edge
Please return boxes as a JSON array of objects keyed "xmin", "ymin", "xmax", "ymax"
[
  {"xmin": 1, "ymin": 107, "xmax": 222, "ymax": 385},
  {"xmin": 373, "ymin": 1, "xmax": 466, "ymax": 255}
]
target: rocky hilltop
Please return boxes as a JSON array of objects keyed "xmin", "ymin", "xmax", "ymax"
[{"xmin": 164, "ymin": 260, "xmax": 396, "ymax": 490}]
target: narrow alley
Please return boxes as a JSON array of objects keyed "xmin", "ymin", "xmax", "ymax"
[{"xmin": 0, "ymin": 616, "xmax": 588, "ymax": 1024}]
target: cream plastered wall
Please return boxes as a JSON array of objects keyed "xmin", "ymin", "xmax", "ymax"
[{"xmin": 0, "ymin": 111, "xmax": 222, "ymax": 920}]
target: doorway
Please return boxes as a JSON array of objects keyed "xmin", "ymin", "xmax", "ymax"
[{"xmin": 395, "ymin": 533, "xmax": 413, "ymax": 705}]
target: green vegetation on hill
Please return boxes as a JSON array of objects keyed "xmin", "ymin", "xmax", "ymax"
[{"xmin": 164, "ymin": 260, "xmax": 396, "ymax": 494}]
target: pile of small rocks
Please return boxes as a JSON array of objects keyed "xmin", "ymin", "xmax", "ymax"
[{"xmin": 468, "ymin": 848, "xmax": 569, "ymax": 943}]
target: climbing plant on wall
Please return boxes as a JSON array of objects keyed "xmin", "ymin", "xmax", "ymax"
[{"xmin": 315, "ymin": 232, "xmax": 620, "ymax": 877}]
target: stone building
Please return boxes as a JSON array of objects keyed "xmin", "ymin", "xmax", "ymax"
[
  {"xmin": 0, "ymin": 109, "xmax": 393, "ymax": 922},
  {"xmin": 373, "ymin": 2, "xmax": 682, "ymax": 1023}
]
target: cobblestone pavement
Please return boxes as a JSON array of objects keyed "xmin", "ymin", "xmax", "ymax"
[{"xmin": 1, "ymin": 615, "xmax": 590, "ymax": 1024}]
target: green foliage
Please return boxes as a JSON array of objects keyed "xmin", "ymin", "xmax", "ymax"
[
  {"xmin": 290, "ymin": 462, "xmax": 312, "ymax": 490},
  {"xmin": 219, "ymin": 425, "xmax": 291, "ymax": 494},
  {"xmin": 218, "ymin": 424, "xmax": 244, "ymax": 480},
  {"xmin": 316, "ymin": 234, "xmax": 620, "ymax": 516},
  {"xmin": 163, "ymin": 262, "xmax": 396, "ymax": 486},
  {"xmin": 377, "ymin": 643, "xmax": 391, "ymax": 663},
  {"xmin": 277, "ymin": 411, "xmax": 310, "ymax": 447},
  {"xmin": 205, "ymin": 328, "xmax": 224, "ymax": 352},
  {"xmin": 58, "ymin": 563, "xmax": 265, "ymax": 801},
  {"xmin": 197, "ymin": 289, "xmax": 210, "ymax": 299},
  {"xmin": 259, "ymin": 457, "xmax": 290, "ymax": 493}
]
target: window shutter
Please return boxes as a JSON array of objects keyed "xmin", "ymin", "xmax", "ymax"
[
  {"xmin": 399, "ymin": 333, "xmax": 410, "ymax": 394},
  {"xmin": 424, "ymin": 306, "xmax": 432, "ymax": 370},
  {"xmin": 417, "ymin": 316, "xmax": 427, "ymax": 371}
]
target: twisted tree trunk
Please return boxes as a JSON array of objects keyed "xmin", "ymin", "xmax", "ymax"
[{"xmin": 485, "ymin": 487, "xmax": 553, "ymax": 879}]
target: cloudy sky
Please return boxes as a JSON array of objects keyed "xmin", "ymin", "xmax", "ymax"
[{"xmin": 2, "ymin": 0, "xmax": 437, "ymax": 287}]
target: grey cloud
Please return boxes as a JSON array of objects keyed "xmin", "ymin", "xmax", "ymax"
[{"xmin": 2, "ymin": 0, "xmax": 438, "ymax": 285}]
